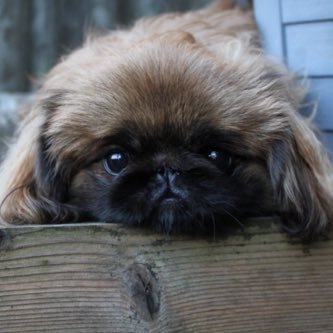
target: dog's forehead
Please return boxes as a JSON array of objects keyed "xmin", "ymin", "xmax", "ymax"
[
  {"xmin": 105, "ymin": 117, "xmax": 237, "ymax": 153},
  {"xmin": 41, "ymin": 40, "xmax": 294, "ymax": 161},
  {"xmin": 44, "ymin": 46, "xmax": 224, "ymax": 134}
]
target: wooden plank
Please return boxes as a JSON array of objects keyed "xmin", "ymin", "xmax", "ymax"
[
  {"xmin": 281, "ymin": 0, "xmax": 333, "ymax": 23},
  {"xmin": 285, "ymin": 22, "xmax": 333, "ymax": 76},
  {"xmin": 0, "ymin": 219, "xmax": 333, "ymax": 333},
  {"xmin": 253, "ymin": 0, "xmax": 285, "ymax": 60}
]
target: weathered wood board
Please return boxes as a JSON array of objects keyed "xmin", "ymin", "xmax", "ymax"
[{"xmin": 0, "ymin": 219, "xmax": 332, "ymax": 333}]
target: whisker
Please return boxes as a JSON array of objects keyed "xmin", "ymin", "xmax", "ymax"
[
  {"xmin": 209, "ymin": 211, "xmax": 216, "ymax": 242},
  {"xmin": 220, "ymin": 207, "xmax": 244, "ymax": 228},
  {"xmin": 211, "ymin": 200, "xmax": 236, "ymax": 210}
]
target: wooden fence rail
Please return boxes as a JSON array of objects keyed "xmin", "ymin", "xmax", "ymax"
[{"xmin": 1, "ymin": 218, "xmax": 332, "ymax": 333}]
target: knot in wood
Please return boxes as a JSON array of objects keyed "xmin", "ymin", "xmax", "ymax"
[{"xmin": 122, "ymin": 263, "xmax": 161, "ymax": 322}]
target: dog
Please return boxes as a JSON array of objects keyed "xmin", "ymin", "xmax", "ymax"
[{"xmin": 0, "ymin": 1, "xmax": 332, "ymax": 239}]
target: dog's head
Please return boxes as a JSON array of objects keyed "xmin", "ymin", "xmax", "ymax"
[{"xmin": 2, "ymin": 30, "xmax": 332, "ymax": 238}]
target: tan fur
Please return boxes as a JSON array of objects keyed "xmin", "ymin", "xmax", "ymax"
[{"xmin": 0, "ymin": 2, "xmax": 332, "ymax": 237}]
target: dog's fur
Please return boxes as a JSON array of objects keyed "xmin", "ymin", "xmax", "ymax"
[{"xmin": 0, "ymin": 1, "xmax": 332, "ymax": 238}]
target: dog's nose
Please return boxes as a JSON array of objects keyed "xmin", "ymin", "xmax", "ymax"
[{"xmin": 155, "ymin": 166, "xmax": 180, "ymax": 183}]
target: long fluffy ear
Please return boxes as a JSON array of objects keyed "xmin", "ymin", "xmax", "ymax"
[
  {"xmin": 268, "ymin": 115, "xmax": 333, "ymax": 239},
  {"xmin": 35, "ymin": 132, "xmax": 70, "ymax": 203},
  {"xmin": 0, "ymin": 103, "xmax": 74, "ymax": 225}
]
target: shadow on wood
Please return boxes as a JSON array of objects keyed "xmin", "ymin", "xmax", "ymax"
[{"xmin": 0, "ymin": 218, "xmax": 332, "ymax": 333}]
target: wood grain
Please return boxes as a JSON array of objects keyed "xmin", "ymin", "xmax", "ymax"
[{"xmin": 0, "ymin": 219, "xmax": 333, "ymax": 333}]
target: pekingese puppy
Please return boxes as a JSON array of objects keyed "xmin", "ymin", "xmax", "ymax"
[{"xmin": 0, "ymin": 1, "xmax": 332, "ymax": 238}]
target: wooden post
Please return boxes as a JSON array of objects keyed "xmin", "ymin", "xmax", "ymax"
[{"xmin": 0, "ymin": 218, "xmax": 332, "ymax": 332}]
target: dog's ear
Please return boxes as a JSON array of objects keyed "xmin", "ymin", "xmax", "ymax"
[
  {"xmin": 268, "ymin": 117, "xmax": 333, "ymax": 239},
  {"xmin": 0, "ymin": 100, "xmax": 74, "ymax": 225},
  {"xmin": 35, "ymin": 132, "xmax": 69, "ymax": 203}
]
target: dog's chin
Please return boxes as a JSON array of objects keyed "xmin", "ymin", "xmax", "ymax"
[
  {"xmin": 105, "ymin": 193, "xmax": 246, "ymax": 235},
  {"xmin": 147, "ymin": 195, "xmax": 205, "ymax": 233},
  {"xmin": 106, "ymin": 197, "xmax": 213, "ymax": 234}
]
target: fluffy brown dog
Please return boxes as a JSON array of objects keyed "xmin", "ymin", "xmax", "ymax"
[{"xmin": 0, "ymin": 1, "xmax": 332, "ymax": 238}]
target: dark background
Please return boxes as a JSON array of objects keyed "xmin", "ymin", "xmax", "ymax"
[{"xmin": 0, "ymin": 0, "xmax": 217, "ymax": 92}]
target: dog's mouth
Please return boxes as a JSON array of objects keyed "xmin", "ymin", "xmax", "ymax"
[
  {"xmin": 146, "ymin": 190, "xmax": 208, "ymax": 234},
  {"xmin": 158, "ymin": 188, "xmax": 182, "ymax": 202}
]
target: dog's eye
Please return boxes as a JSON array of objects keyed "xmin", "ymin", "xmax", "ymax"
[
  {"xmin": 104, "ymin": 150, "xmax": 129, "ymax": 175},
  {"xmin": 207, "ymin": 150, "xmax": 219, "ymax": 160},
  {"xmin": 206, "ymin": 149, "xmax": 234, "ymax": 168}
]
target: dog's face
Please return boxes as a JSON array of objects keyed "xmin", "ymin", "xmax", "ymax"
[
  {"xmin": 35, "ymin": 35, "xmax": 289, "ymax": 233},
  {"xmin": 70, "ymin": 122, "xmax": 270, "ymax": 233},
  {"xmin": 1, "ymin": 23, "xmax": 332, "ymax": 239}
]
